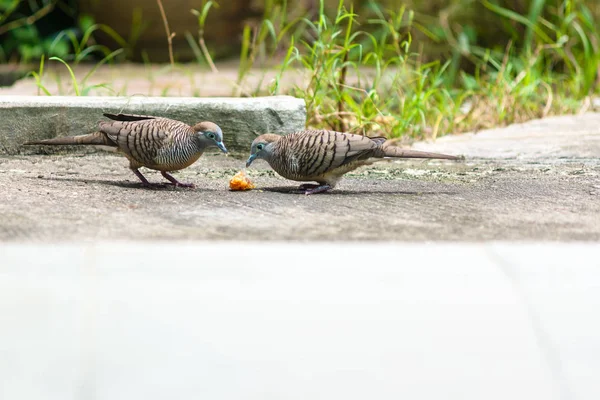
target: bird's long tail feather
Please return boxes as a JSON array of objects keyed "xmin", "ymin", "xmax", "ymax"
[
  {"xmin": 381, "ymin": 143, "xmax": 462, "ymax": 160},
  {"xmin": 24, "ymin": 132, "xmax": 115, "ymax": 147}
]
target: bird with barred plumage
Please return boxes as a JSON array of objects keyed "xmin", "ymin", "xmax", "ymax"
[
  {"xmin": 246, "ymin": 130, "xmax": 462, "ymax": 194},
  {"xmin": 24, "ymin": 113, "xmax": 228, "ymax": 188}
]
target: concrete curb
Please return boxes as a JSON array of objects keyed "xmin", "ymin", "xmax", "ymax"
[{"xmin": 0, "ymin": 95, "xmax": 306, "ymax": 155}]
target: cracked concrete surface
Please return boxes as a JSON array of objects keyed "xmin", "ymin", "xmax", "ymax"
[{"xmin": 1, "ymin": 110, "xmax": 599, "ymax": 241}]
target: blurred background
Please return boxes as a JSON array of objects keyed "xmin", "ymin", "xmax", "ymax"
[
  {"xmin": 1, "ymin": 0, "xmax": 599, "ymax": 138},
  {"xmin": 2, "ymin": 0, "xmax": 599, "ymax": 64}
]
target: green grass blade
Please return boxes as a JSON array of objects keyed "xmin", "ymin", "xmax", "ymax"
[
  {"xmin": 481, "ymin": 0, "xmax": 553, "ymax": 46},
  {"xmin": 81, "ymin": 48, "xmax": 124, "ymax": 87},
  {"xmin": 49, "ymin": 56, "xmax": 79, "ymax": 96},
  {"xmin": 184, "ymin": 31, "xmax": 203, "ymax": 64},
  {"xmin": 523, "ymin": 0, "xmax": 546, "ymax": 54},
  {"xmin": 75, "ymin": 44, "xmax": 111, "ymax": 62}
]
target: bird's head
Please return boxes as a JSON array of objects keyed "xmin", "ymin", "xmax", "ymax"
[
  {"xmin": 193, "ymin": 121, "xmax": 227, "ymax": 154},
  {"xmin": 246, "ymin": 134, "xmax": 281, "ymax": 167}
]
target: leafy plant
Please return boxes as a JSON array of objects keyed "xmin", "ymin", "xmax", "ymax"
[
  {"xmin": 0, "ymin": 0, "xmax": 68, "ymax": 62},
  {"xmin": 188, "ymin": 0, "xmax": 219, "ymax": 72},
  {"xmin": 250, "ymin": 0, "xmax": 463, "ymax": 138},
  {"xmin": 258, "ymin": 0, "xmax": 598, "ymax": 138},
  {"xmin": 0, "ymin": 0, "xmax": 132, "ymax": 64},
  {"xmin": 48, "ymin": 15, "xmax": 129, "ymax": 63},
  {"xmin": 10, "ymin": 0, "xmax": 600, "ymax": 141}
]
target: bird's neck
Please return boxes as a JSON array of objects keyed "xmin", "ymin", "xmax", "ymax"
[
  {"xmin": 262, "ymin": 143, "xmax": 279, "ymax": 163},
  {"xmin": 191, "ymin": 135, "xmax": 210, "ymax": 153}
]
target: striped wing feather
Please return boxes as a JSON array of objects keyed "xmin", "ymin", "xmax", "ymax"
[
  {"xmin": 99, "ymin": 118, "xmax": 192, "ymax": 167},
  {"xmin": 279, "ymin": 130, "xmax": 379, "ymax": 178}
]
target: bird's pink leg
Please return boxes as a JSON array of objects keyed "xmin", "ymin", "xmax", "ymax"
[{"xmin": 131, "ymin": 168, "xmax": 161, "ymax": 188}]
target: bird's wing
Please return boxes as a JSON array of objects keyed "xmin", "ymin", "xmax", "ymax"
[
  {"xmin": 284, "ymin": 130, "xmax": 379, "ymax": 177},
  {"xmin": 99, "ymin": 118, "xmax": 185, "ymax": 166},
  {"xmin": 102, "ymin": 113, "xmax": 157, "ymax": 122}
]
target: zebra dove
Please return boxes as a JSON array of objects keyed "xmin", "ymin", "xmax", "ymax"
[
  {"xmin": 246, "ymin": 130, "xmax": 461, "ymax": 194},
  {"xmin": 24, "ymin": 113, "xmax": 227, "ymax": 188}
]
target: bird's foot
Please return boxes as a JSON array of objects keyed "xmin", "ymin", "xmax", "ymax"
[
  {"xmin": 303, "ymin": 184, "xmax": 332, "ymax": 195},
  {"xmin": 161, "ymin": 171, "xmax": 196, "ymax": 189},
  {"xmin": 298, "ymin": 183, "xmax": 321, "ymax": 190},
  {"xmin": 165, "ymin": 181, "xmax": 196, "ymax": 189},
  {"xmin": 132, "ymin": 168, "xmax": 164, "ymax": 189}
]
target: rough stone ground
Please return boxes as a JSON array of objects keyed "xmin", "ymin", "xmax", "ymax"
[{"xmin": 1, "ymin": 142, "xmax": 598, "ymax": 241}]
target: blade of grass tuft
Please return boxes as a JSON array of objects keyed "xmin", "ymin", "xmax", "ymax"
[{"xmin": 49, "ymin": 56, "xmax": 80, "ymax": 96}]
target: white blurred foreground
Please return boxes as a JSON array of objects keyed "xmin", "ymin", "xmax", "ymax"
[{"xmin": 1, "ymin": 242, "xmax": 599, "ymax": 400}]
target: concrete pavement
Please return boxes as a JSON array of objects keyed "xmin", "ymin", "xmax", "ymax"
[{"xmin": 0, "ymin": 150, "xmax": 598, "ymax": 241}]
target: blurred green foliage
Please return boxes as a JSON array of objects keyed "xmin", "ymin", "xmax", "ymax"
[
  {"xmin": 244, "ymin": 0, "xmax": 600, "ymax": 136},
  {"xmin": 0, "ymin": 0, "xmax": 68, "ymax": 62},
  {"xmin": 4, "ymin": 0, "xmax": 600, "ymax": 139},
  {"xmin": 0, "ymin": 0, "xmax": 128, "ymax": 63}
]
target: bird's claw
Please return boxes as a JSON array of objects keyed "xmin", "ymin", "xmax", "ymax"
[
  {"xmin": 298, "ymin": 183, "xmax": 320, "ymax": 190},
  {"xmin": 171, "ymin": 182, "xmax": 196, "ymax": 189},
  {"xmin": 302, "ymin": 184, "xmax": 332, "ymax": 195}
]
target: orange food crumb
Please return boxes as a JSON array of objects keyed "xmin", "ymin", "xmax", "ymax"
[{"xmin": 229, "ymin": 170, "xmax": 256, "ymax": 191}]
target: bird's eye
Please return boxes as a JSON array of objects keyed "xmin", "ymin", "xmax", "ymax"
[
  {"xmin": 256, "ymin": 143, "xmax": 264, "ymax": 151},
  {"xmin": 207, "ymin": 132, "xmax": 216, "ymax": 139}
]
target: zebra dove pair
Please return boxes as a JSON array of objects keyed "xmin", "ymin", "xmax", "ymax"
[{"xmin": 24, "ymin": 113, "xmax": 461, "ymax": 194}]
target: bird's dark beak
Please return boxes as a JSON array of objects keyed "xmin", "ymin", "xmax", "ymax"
[
  {"xmin": 246, "ymin": 153, "xmax": 257, "ymax": 168},
  {"xmin": 217, "ymin": 141, "xmax": 228, "ymax": 154}
]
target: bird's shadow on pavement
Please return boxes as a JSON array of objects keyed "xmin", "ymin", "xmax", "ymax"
[
  {"xmin": 29, "ymin": 176, "xmax": 218, "ymax": 191},
  {"xmin": 30, "ymin": 177, "xmax": 458, "ymax": 195},
  {"xmin": 259, "ymin": 186, "xmax": 458, "ymax": 196}
]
